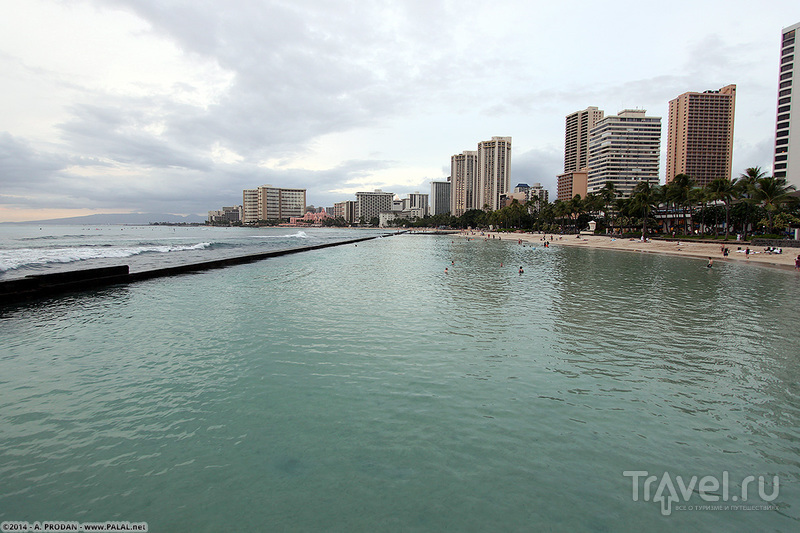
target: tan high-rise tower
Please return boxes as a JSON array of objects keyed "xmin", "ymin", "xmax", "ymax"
[
  {"xmin": 558, "ymin": 107, "xmax": 603, "ymax": 201},
  {"xmin": 564, "ymin": 106, "xmax": 604, "ymax": 173},
  {"xmin": 666, "ymin": 85, "xmax": 736, "ymax": 187},
  {"xmin": 450, "ymin": 151, "xmax": 478, "ymax": 216},
  {"xmin": 476, "ymin": 136, "xmax": 512, "ymax": 212}
]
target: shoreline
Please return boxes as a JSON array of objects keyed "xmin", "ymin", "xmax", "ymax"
[{"xmin": 456, "ymin": 231, "xmax": 800, "ymax": 271}]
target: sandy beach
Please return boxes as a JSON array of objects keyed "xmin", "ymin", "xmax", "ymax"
[{"xmin": 461, "ymin": 231, "xmax": 800, "ymax": 270}]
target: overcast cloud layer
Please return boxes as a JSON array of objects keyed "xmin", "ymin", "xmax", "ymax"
[{"xmin": 0, "ymin": 0, "xmax": 797, "ymax": 221}]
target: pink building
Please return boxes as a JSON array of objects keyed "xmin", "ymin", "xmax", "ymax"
[{"xmin": 289, "ymin": 211, "xmax": 332, "ymax": 225}]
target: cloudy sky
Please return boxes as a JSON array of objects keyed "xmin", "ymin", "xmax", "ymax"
[{"xmin": 0, "ymin": 0, "xmax": 798, "ymax": 221}]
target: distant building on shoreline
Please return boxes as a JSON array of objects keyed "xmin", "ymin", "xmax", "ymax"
[
  {"xmin": 289, "ymin": 211, "xmax": 332, "ymax": 225},
  {"xmin": 450, "ymin": 150, "xmax": 478, "ymax": 216},
  {"xmin": 666, "ymin": 84, "xmax": 736, "ymax": 187},
  {"xmin": 406, "ymin": 192, "xmax": 429, "ymax": 216},
  {"xmin": 334, "ymin": 200, "xmax": 357, "ymax": 224},
  {"xmin": 208, "ymin": 205, "xmax": 242, "ymax": 224},
  {"xmin": 242, "ymin": 185, "xmax": 306, "ymax": 223},
  {"xmin": 242, "ymin": 189, "xmax": 259, "ymax": 224},
  {"xmin": 774, "ymin": 22, "xmax": 800, "ymax": 188},
  {"xmin": 449, "ymin": 136, "xmax": 511, "ymax": 215},
  {"xmin": 558, "ymin": 107, "xmax": 603, "ymax": 201},
  {"xmin": 587, "ymin": 109, "xmax": 661, "ymax": 198},
  {"xmin": 430, "ymin": 180, "xmax": 451, "ymax": 216},
  {"xmin": 557, "ymin": 170, "xmax": 588, "ymax": 202},
  {"xmin": 356, "ymin": 190, "xmax": 394, "ymax": 223},
  {"xmin": 476, "ymin": 136, "xmax": 512, "ymax": 211},
  {"xmin": 564, "ymin": 107, "xmax": 604, "ymax": 174},
  {"xmin": 528, "ymin": 182, "xmax": 549, "ymax": 206}
]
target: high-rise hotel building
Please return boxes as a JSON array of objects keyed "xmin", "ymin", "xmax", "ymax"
[
  {"xmin": 242, "ymin": 185, "xmax": 306, "ymax": 223},
  {"xmin": 558, "ymin": 107, "xmax": 603, "ymax": 201},
  {"xmin": 564, "ymin": 106, "xmax": 604, "ymax": 172},
  {"xmin": 587, "ymin": 109, "xmax": 662, "ymax": 198},
  {"xmin": 242, "ymin": 188, "xmax": 260, "ymax": 224},
  {"xmin": 355, "ymin": 190, "xmax": 394, "ymax": 223},
  {"xmin": 450, "ymin": 150, "xmax": 478, "ymax": 216},
  {"xmin": 450, "ymin": 137, "xmax": 511, "ymax": 214},
  {"xmin": 476, "ymin": 136, "xmax": 512, "ymax": 212},
  {"xmin": 430, "ymin": 181, "xmax": 451, "ymax": 216},
  {"xmin": 774, "ymin": 22, "xmax": 800, "ymax": 188},
  {"xmin": 666, "ymin": 85, "xmax": 736, "ymax": 187}
]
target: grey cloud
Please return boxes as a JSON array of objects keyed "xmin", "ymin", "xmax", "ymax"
[
  {"xmin": 512, "ymin": 146, "xmax": 562, "ymax": 195},
  {"xmin": 0, "ymin": 132, "xmax": 69, "ymax": 189},
  {"xmin": 58, "ymin": 101, "xmax": 212, "ymax": 171}
]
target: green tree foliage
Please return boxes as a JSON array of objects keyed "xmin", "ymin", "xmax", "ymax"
[{"xmin": 388, "ymin": 167, "xmax": 799, "ymax": 240}]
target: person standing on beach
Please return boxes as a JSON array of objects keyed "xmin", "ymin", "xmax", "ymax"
[
  {"xmin": 795, "ymin": 255, "xmax": 800, "ymax": 270},
  {"xmin": 746, "ymin": 247, "xmax": 750, "ymax": 259}
]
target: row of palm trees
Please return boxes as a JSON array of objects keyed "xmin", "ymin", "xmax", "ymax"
[{"xmin": 542, "ymin": 167, "xmax": 799, "ymax": 238}]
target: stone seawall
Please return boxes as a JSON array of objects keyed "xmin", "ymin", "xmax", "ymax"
[
  {"xmin": 751, "ymin": 239, "xmax": 800, "ymax": 249},
  {"xmin": 1, "ymin": 234, "xmax": 389, "ymax": 305}
]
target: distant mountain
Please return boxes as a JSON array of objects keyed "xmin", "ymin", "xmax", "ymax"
[{"xmin": 3, "ymin": 213, "xmax": 207, "ymax": 225}]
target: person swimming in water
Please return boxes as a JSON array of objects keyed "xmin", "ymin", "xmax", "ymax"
[
  {"xmin": 707, "ymin": 258, "xmax": 713, "ymax": 268},
  {"xmin": 519, "ymin": 266, "xmax": 524, "ymax": 274}
]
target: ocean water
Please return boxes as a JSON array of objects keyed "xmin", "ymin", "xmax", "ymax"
[
  {"xmin": 0, "ymin": 225, "xmax": 385, "ymax": 279},
  {"xmin": 1, "ymin": 232, "xmax": 799, "ymax": 532}
]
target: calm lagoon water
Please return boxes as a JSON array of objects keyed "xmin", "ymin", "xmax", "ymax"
[{"xmin": 1, "ymin": 231, "xmax": 799, "ymax": 532}]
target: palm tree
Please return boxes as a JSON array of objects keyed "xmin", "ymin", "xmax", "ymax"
[
  {"xmin": 568, "ymin": 194, "xmax": 585, "ymax": 232},
  {"xmin": 751, "ymin": 176, "xmax": 798, "ymax": 234},
  {"xmin": 736, "ymin": 167, "xmax": 768, "ymax": 239},
  {"xmin": 629, "ymin": 181, "xmax": 660, "ymax": 237},
  {"xmin": 598, "ymin": 182, "xmax": 618, "ymax": 234},
  {"xmin": 706, "ymin": 177, "xmax": 736, "ymax": 238},
  {"xmin": 667, "ymin": 174, "xmax": 696, "ymax": 235},
  {"xmin": 552, "ymin": 200, "xmax": 569, "ymax": 232},
  {"xmin": 691, "ymin": 187, "xmax": 709, "ymax": 235}
]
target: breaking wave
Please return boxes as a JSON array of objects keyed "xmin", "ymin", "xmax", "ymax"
[
  {"xmin": 246, "ymin": 231, "xmax": 309, "ymax": 239},
  {"xmin": 0, "ymin": 242, "xmax": 213, "ymax": 273}
]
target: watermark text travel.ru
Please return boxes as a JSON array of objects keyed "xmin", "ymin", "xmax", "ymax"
[{"xmin": 623, "ymin": 470, "xmax": 779, "ymax": 516}]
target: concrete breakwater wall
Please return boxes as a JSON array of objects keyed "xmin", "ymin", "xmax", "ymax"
[
  {"xmin": 751, "ymin": 238, "xmax": 800, "ymax": 249},
  {"xmin": 1, "ymin": 234, "xmax": 389, "ymax": 305}
]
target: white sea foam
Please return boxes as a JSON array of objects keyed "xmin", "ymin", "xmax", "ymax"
[
  {"xmin": 0, "ymin": 242, "xmax": 213, "ymax": 272},
  {"xmin": 246, "ymin": 231, "xmax": 309, "ymax": 239}
]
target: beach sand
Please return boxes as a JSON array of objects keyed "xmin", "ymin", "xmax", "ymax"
[{"xmin": 463, "ymin": 231, "xmax": 800, "ymax": 270}]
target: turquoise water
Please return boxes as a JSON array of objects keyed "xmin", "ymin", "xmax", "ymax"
[{"xmin": 1, "ymin": 234, "xmax": 799, "ymax": 531}]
